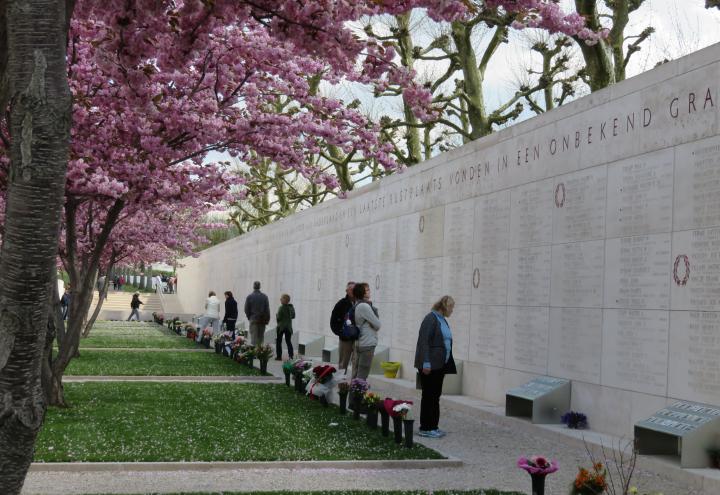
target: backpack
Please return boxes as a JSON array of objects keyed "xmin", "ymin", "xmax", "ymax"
[{"xmin": 340, "ymin": 305, "xmax": 360, "ymax": 341}]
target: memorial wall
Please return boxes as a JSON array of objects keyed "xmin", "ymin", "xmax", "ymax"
[{"xmin": 177, "ymin": 44, "xmax": 720, "ymax": 436}]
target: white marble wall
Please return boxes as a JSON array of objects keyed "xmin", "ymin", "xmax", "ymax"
[{"xmin": 178, "ymin": 44, "xmax": 720, "ymax": 436}]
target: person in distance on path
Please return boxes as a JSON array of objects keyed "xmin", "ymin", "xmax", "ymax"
[
  {"xmin": 127, "ymin": 293, "xmax": 144, "ymax": 321},
  {"xmin": 275, "ymin": 293, "xmax": 295, "ymax": 360}
]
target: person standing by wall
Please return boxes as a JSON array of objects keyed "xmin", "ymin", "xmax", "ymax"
[
  {"xmin": 244, "ymin": 281, "xmax": 270, "ymax": 345},
  {"xmin": 330, "ymin": 281, "xmax": 355, "ymax": 372},
  {"xmin": 203, "ymin": 291, "xmax": 221, "ymax": 338},
  {"xmin": 352, "ymin": 282, "xmax": 381, "ymax": 380},
  {"xmin": 127, "ymin": 293, "xmax": 144, "ymax": 321},
  {"xmin": 275, "ymin": 293, "xmax": 295, "ymax": 360},
  {"xmin": 222, "ymin": 291, "xmax": 238, "ymax": 338},
  {"xmin": 414, "ymin": 295, "xmax": 456, "ymax": 439}
]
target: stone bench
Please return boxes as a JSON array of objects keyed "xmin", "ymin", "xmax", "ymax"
[
  {"xmin": 298, "ymin": 334, "xmax": 324, "ymax": 357},
  {"xmin": 322, "ymin": 344, "xmax": 339, "ymax": 363}
]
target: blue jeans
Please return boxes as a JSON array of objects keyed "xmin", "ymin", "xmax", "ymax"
[{"xmin": 276, "ymin": 328, "xmax": 293, "ymax": 359}]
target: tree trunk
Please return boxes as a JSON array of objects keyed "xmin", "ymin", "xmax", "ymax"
[
  {"xmin": 395, "ymin": 14, "xmax": 422, "ymax": 165},
  {"xmin": 0, "ymin": 1, "xmax": 73, "ymax": 492},
  {"xmin": 83, "ymin": 261, "xmax": 113, "ymax": 337}
]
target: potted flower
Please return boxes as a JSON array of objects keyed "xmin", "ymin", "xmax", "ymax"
[
  {"xmin": 255, "ymin": 344, "xmax": 273, "ymax": 374},
  {"xmin": 213, "ymin": 332, "xmax": 231, "ymax": 354},
  {"xmin": 349, "ymin": 378, "xmax": 369, "ymax": 420},
  {"xmin": 363, "ymin": 391, "xmax": 381, "ymax": 429},
  {"xmin": 393, "ymin": 402, "xmax": 414, "ymax": 447},
  {"xmin": 282, "ymin": 360, "xmax": 295, "ymax": 386},
  {"xmin": 237, "ymin": 344, "xmax": 256, "ymax": 368},
  {"xmin": 337, "ymin": 381, "xmax": 350, "ymax": 414},
  {"xmin": 378, "ymin": 397, "xmax": 390, "ymax": 437},
  {"xmin": 518, "ymin": 455, "xmax": 559, "ymax": 495},
  {"xmin": 561, "ymin": 411, "xmax": 588, "ymax": 430},
  {"xmin": 200, "ymin": 326, "xmax": 213, "ymax": 348},
  {"xmin": 385, "ymin": 398, "xmax": 413, "ymax": 444},
  {"xmin": 229, "ymin": 335, "xmax": 244, "ymax": 359},
  {"xmin": 570, "ymin": 462, "xmax": 606, "ymax": 495},
  {"xmin": 307, "ymin": 364, "xmax": 337, "ymax": 405},
  {"xmin": 184, "ymin": 323, "xmax": 196, "ymax": 340},
  {"xmin": 292, "ymin": 359, "xmax": 312, "ymax": 393}
]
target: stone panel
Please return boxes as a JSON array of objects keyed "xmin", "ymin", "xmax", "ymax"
[
  {"xmin": 509, "ymin": 179, "xmax": 553, "ymax": 248},
  {"xmin": 471, "ymin": 250, "xmax": 509, "ymax": 306},
  {"xmin": 606, "ymin": 149, "xmax": 674, "ymax": 238},
  {"xmin": 396, "ymin": 207, "xmax": 444, "ymax": 261},
  {"xmin": 468, "ymin": 305, "xmax": 506, "ymax": 367},
  {"xmin": 506, "ymin": 306, "xmax": 549, "ymax": 374},
  {"xmin": 548, "ymin": 308, "xmax": 603, "ymax": 384},
  {"xmin": 508, "ymin": 245, "xmax": 552, "ymax": 307},
  {"xmin": 551, "ymin": 240, "xmax": 605, "ymax": 308},
  {"xmin": 674, "ymin": 135, "xmax": 720, "ymax": 230},
  {"xmin": 601, "ymin": 309, "xmax": 669, "ymax": 396},
  {"xmin": 444, "ymin": 198, "xmax": 475, "ymax": 256},
  {"xmin": 604, "ymin": 234, "xmax": 671, "ymax": 309},
  {"xmin": 670, "ymin": 228, "xmax": 720, "ymax": 310},
  {"xmin": 552, "ymin": 167, "xmax": 607, "ymax": 243},
  {"xmin": 474, "ymin": 190, "xmax": 510, "ymax": 252},
  {"xmin": 668, "ymin": 311, "xmax": 720, "ymax": 404}
]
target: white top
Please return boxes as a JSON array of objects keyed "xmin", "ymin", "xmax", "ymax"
[{"xmin": 205, "ymin": 295, "xmax": 221, "ymax": 318}]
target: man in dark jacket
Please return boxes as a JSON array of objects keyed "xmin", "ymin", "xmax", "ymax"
[
  {"xmin": 244, "ymin": 281, "xmax": 270, "ymax": 345},
  {"xmin": 330, "ymin": 281, "xmax": 355, "ymax": 371},
  {"xmin": 223, "ymin": 291, "xmax": 238, "ymax": 338}
]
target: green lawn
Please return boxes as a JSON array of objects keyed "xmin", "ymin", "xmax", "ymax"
[
  {"xmin": 36, "ymin": 383, "xmax": 444, "ymax": 462},
  {"xmin": 74, "ymin": 322, "xmax": 198, "ymax": 349},
  {"xmin": 108, "ymin": 492, "xmax": 524, "ymax": 495},
  {"xmin": 65, "ymin": 350, "xmax": 263, "ymax": 376}
]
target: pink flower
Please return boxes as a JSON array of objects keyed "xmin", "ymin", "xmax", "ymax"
[{"xmin": 517, "ymin": 456, "xmax": 559, "ymax": 475}]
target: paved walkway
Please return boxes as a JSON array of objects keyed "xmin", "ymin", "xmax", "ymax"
[{"xmin": 21, "ymin": 343, "xmax": 720, "ymax": 494}]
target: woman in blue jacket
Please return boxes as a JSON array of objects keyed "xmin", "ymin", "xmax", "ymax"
[{"xmin": 414, "ymin": 295, "xmax": 456, "ymax": 438}]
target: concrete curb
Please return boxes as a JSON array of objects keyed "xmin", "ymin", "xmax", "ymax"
[
  {"xmin": 64, "ymin": 375, "xmax": 282, "ymax": 383},
  {"xmin": 29, "ymin": 457, "xmax": 463, "ymax": 472}
]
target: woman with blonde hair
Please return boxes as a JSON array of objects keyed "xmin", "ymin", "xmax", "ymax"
[{"xmin": 414, "ymin": 295, "xmax": 456, "ymax": 438}]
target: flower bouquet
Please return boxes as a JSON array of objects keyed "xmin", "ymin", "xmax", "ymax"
[
  {"xmin": 561, "ymin": 411, "xmax": 588, "ymax": 430},
  {"xmin": 282, "ymin": 360, "xmax": 295, "ymax": 386},
  {"xmin": 292, "ymin": 359, "xmax": 312, "ymax": 393},
  {"xmin": 213, "ymin": 331, "xmax": 233, "ymax": 354},
  {"xmin": 200, "ymin": 326, "xmax": 213, "ymax": 348},
  {"xmin": 184, "ymin": 323, "xmax": 196, "ymax": 340},
  {"xmin": 306, "ymin": 364, "xmax": 337, "ymax": 404},
  {"xmin": 570, "ymin": 462, "xmax": 606, "ymax": 495},
  {"xmin": 229, "ymin": 335, "xmax": 245, "ymax": 358},
  {"xmin": 236, "ymin": 344, "xmax": 256, "ymax": 367},
  {"xmin": 363, "ymin": 391, "xmax": 381, "ymax": 429},
  {"xmin": 255, "ymin": 344, "xmax": 273, "ymax": 373},
  {"xmin": 350, "ymin": 378, "xmax": 369, "ymax": 418},
  {"xmin": 517, "ymin": 455, "xmax": 559, "ymax": 495}
]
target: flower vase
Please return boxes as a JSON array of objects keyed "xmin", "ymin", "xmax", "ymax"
[
  {"xmin": 214, "ymin": 342, "xmax": 222, "ymax": 354},
  {"xmin": 339, "ymin": 393, "xmax": 348, "ymax": 414},
  {"xmin": 392, "ymin": 416, "xmax": 403, "ymax": 444},
  {"xmin": 366, "ymin": 408, "xmax": 378, "ymax": 429},
  {"xmin": 353, "ymin": 406, "xmax": 361, "ymax": 420},
  {"xmin": 529, "ymin": 473, "xmax": 546, "ymax": 495},
  {"xmin": 320, "ymin": 395, "xmax": 328, "ymax": 407},
  {"xmin": 248, "ymin": 358, "xmax": 254, "ymax": 369},
  {"xmin": 284, "ymin": 372, "xmax": 291, "ymax": 387},
  {"xmin": 380, "ymin": 409, "xmax": 390, "ymax": 436},
  {"xmin": 259, "ymin": 359, "xmax": 268, "ymax": 374},
  {"xmin": 403, "ymin": 419, "xmax": 414, "ymax": 448},
  {"xmin": 294, "ymin": 372, "xmax": 303, "ymax": 393},
  {"xmin": 203, "ymin": 338, "xmax": 211, "ymax": 349}
]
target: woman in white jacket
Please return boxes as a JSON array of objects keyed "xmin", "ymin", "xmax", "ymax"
[
  {"xmin": 351, "ymin": 282, "xmax": 381, "ymax": 379},
  {"xmin": 202, "ymin": 291, "xmax": 221, "ymax": 338}
]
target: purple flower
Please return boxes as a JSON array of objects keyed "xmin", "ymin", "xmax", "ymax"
[{"xmin": 517, "ymin": 456, "xmax": 559, "ymax": 475}]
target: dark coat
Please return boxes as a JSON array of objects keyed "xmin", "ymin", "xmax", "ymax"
[
  {"xmin": 244, "ymin": 290, "xmax": 270, "ymax": 324},
  {"xmin": 414, "ymin": 312, "xmax": 456, "ymax": 373},
  {"xmin": 330, "ymin": 295, "xmax": 353, "ymax": 340},
  {"xmin": 276, "ymin": 303, "xmax": 295, "ymax": 332},
  {"xmin": 224, "ymin": 297, "xmax": 238, "ymax": 322},
  {"xmin": 131, "ymin": 296, "xmax": 144, "ymax": 309}
]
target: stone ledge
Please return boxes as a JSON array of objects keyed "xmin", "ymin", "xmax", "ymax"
[{"xmin": 28, "ymin": 457, "xmax": 463, "ymax": 472}]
